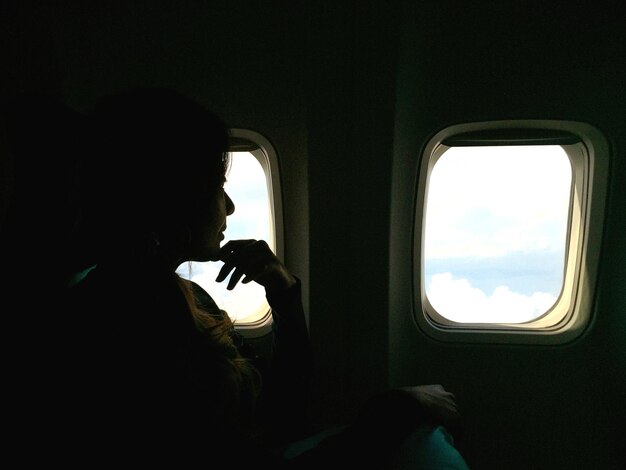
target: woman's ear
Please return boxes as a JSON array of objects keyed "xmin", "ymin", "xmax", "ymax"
[{"xmin": 140, "ymin": 231, "xmax": 162, "ymax": 257}]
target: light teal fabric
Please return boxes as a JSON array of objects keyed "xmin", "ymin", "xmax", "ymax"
[
  {"xmin": 282, "ymin": 424, "xmax": 470, "ymax": 469},
  {"xmin": 67, "ymin": 264, "xmax": 97, "ymax": 287},
  {"xmin": 387, "ymin": 425, "xmax": 470, "ymax": 469}
]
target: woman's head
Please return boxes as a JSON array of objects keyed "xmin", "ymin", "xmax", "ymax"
[{"xmin": 82, "ymin": 88, "xmax": 234, "ymax": 265}]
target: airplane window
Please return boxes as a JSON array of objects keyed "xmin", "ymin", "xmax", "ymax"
[
  {"xmin": 176, "ymin": 134, "xmax": 280, "ymax": 336},
  {"xmin": 413, "ymin": 121, "xmax": 609, "ymax": 344},
  {"xmin": 424, "ymin": 145, "xmax": 571, "ymax": 323}
]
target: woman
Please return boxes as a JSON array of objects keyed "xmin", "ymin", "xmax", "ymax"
[{"xmin": 67, "ymin": 87, "xmax": 468, "ymax": 468}]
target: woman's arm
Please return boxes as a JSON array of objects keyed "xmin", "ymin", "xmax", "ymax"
[{"xmin": 215, "ymin": 239, "xmax": 315, "ymax": 446}]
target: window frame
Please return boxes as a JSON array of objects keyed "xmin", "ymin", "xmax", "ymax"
[{"xmin": 413, "ymin": 120, "xmax": 609, "ymax": 345}]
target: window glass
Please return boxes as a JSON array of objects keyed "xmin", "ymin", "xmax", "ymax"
[{"xmin": 424, "ymin": 145, "xmax": 572, "ymax": 323}]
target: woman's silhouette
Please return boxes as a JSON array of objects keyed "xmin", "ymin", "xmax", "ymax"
[{"xmin": 65, "ymin": 87, "xmax": 468, "ymax": 468}]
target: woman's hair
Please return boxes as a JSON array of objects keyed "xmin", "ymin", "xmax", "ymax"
[{"xmin": 177, "ymin": 275, "xmax": 261, "ymax": 432}]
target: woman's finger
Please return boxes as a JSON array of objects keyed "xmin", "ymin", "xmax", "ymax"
[{"xmin": 226, "ymin": 267, "xmax": 246, "ymax": 290}]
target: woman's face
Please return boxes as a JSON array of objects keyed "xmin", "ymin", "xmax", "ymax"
[{"xmin": 187, "ymin": 184, "xmax": 235, "ymax": 262}]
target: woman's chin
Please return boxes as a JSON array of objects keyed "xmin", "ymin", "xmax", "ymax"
[
  {"xmin": 186, "ymin": 250, "xmax": 220, "ymax": 263},
  {"xmin": 186, "ymin": 241, "xmax": 223, "ymax": 262},
  {"xmin": 204, "ymin": 247, "xmax": 223, "ymax": 262}
]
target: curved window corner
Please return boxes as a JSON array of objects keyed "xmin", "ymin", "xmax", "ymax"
[
  {"xmin": 176, "ymin": 129, "xmax": 283, "ymax": 338},
  {"xmin": 413, "ymin": 120, "xmax": 609, "ymax": 345}
]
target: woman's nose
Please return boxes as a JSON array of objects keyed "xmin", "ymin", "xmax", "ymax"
[{"xmin": 225, "ymin": 191, "xmax": 235, "ymax": 215}]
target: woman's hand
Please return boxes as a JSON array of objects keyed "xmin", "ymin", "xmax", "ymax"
[
  {"xmin": 397, "ymin": 384, "xmax": 461, "ymax": 434},
  {"xmin": 215, "ymin": 239, "xmax": 297, "ymax": 294},
  {"xmin": 399, "ymin": 385, "xmax": 458, "ymax": 419},
  {"xmin": 350, "ymin": 384, "xmax": 462, "ymax": 443}
]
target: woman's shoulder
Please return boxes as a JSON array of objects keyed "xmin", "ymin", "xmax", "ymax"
[{"xmin": 183, "ymin": 277, "xmax": 224, "ymax": 314}]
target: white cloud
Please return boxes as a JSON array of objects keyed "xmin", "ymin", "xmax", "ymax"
[
  {"xmin": 426, "ymin": 272, "xmax": 557, "ymax": 323},
  {"xmin": 227, "ymin": 151, "xmax": 267, "ymax": 188},
  {"xmin": 187, "ymin": 262, "xmax": 268, "ymax": 323},
  {"xmin": 425, "ymin": 145, "xmax": 572, "ymax": 259}
]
